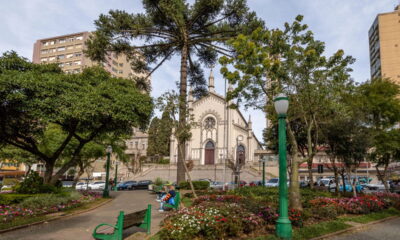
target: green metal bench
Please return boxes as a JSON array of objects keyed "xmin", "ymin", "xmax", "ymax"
[
  {"xmin": 92, "ymin": 204, "xmax": 151, "ymax": 240},
  {"xmin": 164, "ymin": 192, "xmax": 180, "ymax": 210}
]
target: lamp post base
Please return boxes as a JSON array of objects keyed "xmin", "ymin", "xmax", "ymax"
[
  {"xmin": 276, "ymin": 217, "xmax": 292, "ymax": 239},
  {"xmin": 103, "ymin": 190, "xmax": 109, "ymax": 198}
]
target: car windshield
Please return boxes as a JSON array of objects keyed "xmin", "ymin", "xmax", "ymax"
[{"xmin": 268, "ymin": 179, "xmax": 278, "ymax": 183}]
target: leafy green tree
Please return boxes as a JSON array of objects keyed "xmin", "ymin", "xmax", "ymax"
[
  {"xmin": 147, "ymin": 117, "xmax": 160, "ymax": 158},
  {"xmin": 0, "ymin": 52, "xmax": 153, "ymax": 185},
  {"xmin": 356, "ymin": 78, "xmax": 400, "ymax": 191},
  {"xmin": 85, "ymin": 0, "xmax": 263, "ymax": 183},
  {"xmin": 0, "ymin": 145, "xmax": 37, "ymax": 175},
  {"xmin": 220, "ymin": 16, "xmax": 355, "ymax": 209}
]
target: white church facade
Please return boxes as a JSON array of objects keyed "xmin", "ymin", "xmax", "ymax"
[{"xmin": 169, "ymin": 70, "xmax": 263, "ymax": 167}]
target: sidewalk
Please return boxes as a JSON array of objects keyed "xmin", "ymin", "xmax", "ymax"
[{"xmin": 0, "ymin": 190, "xmax": 165, "ymax": 240}]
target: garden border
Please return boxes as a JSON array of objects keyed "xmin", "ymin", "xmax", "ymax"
[
  {"xmin": 310, "ymin": 216, "xmax": 399, "ymax": 240},
  {"xmin": 0, "ymin": 197, "xmax": 113, "ymax": 234}
]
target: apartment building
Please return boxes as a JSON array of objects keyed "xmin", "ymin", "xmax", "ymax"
[
  {"xmin": 32, "ymin": 31, "xmax": 135, "ymax": 78},
  {"xmin": 369, "ymin": 5, "xmax": 400, "ymax": 84}
]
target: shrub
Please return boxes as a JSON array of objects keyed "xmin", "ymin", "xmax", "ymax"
[
  {"xmin": 19, "ymin": 191, "xmax": 82, "ymax": 209},
  {"xmin": 154, "ymin": 177, "xmax": 164, "ymax": 186},
  {"xmin": 310, "ymin": 205, "xmax": 338, "ymax": 220},
  {"xmin": 0, "ymin": 194, "xmax": 35, "ymax": 205},
  {"xmin": 193, "ymin": 195, "xmax": 243, "ymax": 205},
  {"xmin": 179, "ymin": 181, "xmax": 210, "ymax": 190},
  {"xmin": 15, "ymin": 172, "xmax": 44, "ymax": 194}
]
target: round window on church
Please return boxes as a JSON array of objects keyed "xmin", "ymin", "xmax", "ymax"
[{"xmin": 204, "ymin": 117, "xmax": 216, "ymax": 129}]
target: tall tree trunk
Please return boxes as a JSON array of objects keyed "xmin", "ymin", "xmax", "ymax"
[
  {"xmin": 341, "ymin": 172, "xmax": 346, "ymax": 193},
  {"xmin": 44, "ymin": 161, "xmax": 55, "ymax": 184},
  {"xmin": 177, "ymin": 42, "xmax": 188, "ymax": 184},
  {"xmin": 376, "ymin": 163, "xmax": 390, "ymax": 192},
  {"xmin": 72, "ymin": 166, "xmax": 85, "ymax": 188},
  {"xmin": 306, "ymin": 123, "xmax": 314, "ymax": 189},
  {"xmin": 287, "ymin": 121, "xmax": 302, "ymax": 210}
]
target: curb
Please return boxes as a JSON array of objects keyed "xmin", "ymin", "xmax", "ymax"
[
  {"xmin": 0, "ymin": 198, "xmax": 113, "ymax": 234},
  {"xmin": 311, "ymin": 216, "xmax": 399, "ymax": 240}
]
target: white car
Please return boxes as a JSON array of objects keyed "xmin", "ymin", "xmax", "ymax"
[
  {"xmin": 265, "ymin": 178, "xmax": 289, "ymax": 187},
  {"xmin": 88, "ymin": 181, "xmax": 106, "ymax": 190},
  {"xmin": 75, "ymin": 182, "xmax": 88, "ymax": 190},
  {"xmin": 265, "ymin": 178, "xmax": 279, "ymax": 187}
]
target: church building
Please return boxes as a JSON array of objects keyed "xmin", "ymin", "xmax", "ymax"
[{"xmin": 170, "ymin": 70, "xmax": 263, "ymax": 167}]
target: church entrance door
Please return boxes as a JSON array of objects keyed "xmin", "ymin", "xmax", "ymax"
[{"xmin": 205, "ymin": 141, "xmax": 215, "ymax": 165}]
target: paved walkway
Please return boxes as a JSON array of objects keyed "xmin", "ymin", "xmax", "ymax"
[
  {"xmin": 329, "ymin": 217, "xmax": 400, "ymax": 240},
  {"xmin": 0, "ymin": 190, "xmax": 165, "ymax": 240}
]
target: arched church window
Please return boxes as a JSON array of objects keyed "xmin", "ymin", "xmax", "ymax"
[
  {"xmin": 205, "ymin": 141, "xmax": 215, "ymax": 149},
  {"xmin": 237, "ymin": 145, "xmax": 245, "ymax": 165},
  {"xmin": 204, "ymin": 117, "xmax": 216, "ymax": 129}
]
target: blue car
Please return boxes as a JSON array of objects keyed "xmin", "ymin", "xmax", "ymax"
[
  {"xmin": 117, "ymin": 181, "xmax": 137, "ymax": 190},
  {"xmin": 339, "ymin": 181, "xmax": 363, "ymax": 193}
]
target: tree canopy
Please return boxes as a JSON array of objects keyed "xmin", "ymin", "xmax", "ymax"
[
  {"xmin": 86, "ymin": 0, "xmax": 263, "ymax": 183},
  {"xmin": 0, "ymin": 51, "xmax": 153, "ymax": 184}
]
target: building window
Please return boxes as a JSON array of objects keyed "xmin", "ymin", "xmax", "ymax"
[
  {"xmin": 66, "ymin": 54, "xmax": 74, "ymax": 58},
  {"xmin": 204, "ymin": 117, "xmax": 216, "ymax": 129},
  {"xmin": 112, "ymin": 67, "xmax": 118, "ymax": 73},
  {"xmin": 57, "ymin": 47, "xmax": 65, "ymax": 52},
  {"xmin": 40, "ymin": 58, "xmax": 48, "ymax": 62},
  {"xmin": 50, "ymin": 48, "xmax": 57, "ymax": 53},
  {"xmin": 41, "ymin": 49, "xmax": 48, "ymax": 54},
  {"xmin": 135, "ymin": 142, "xmax": 138, "ymax": 149},
  {"xmin": 74, "ymin": 52, "xmax": 82, "ymax": 57},
  {"xmin": 57, "ymin": 55, "xmax": 65, "ymax": 60},
  {"xmin": 118, "ymin": 70, "xmax": 123, "ymax": 74},
  {"xmin": 112, "ymin": 60, "xmax": 118, "ymax": 66},
  {"xmin": 236, "ymin": 145, "xmax": 245, "ymax": 165},
  {"xmin": 76, "ymin": 36, "xmax": 83, "ymax": 41},
  {"xmin": 75, "ymin": 44, "xmax": 82, "ymax": 48},
  {"xmin": 59, "ymin": 39, "xmax": 66, "ymax": 44},
  {"xmin": 74, "ymin": 61, "xmax": 81, "ymax": 65},
  {"xmin": 49, "ymin": 56, "xmax": 56, "ymax": 61},
  {"xmin": 67, "ymin": 45, "xmax": 74, "ymax": 50},
  {"xmin": 59, "ymin": 63, "xmax": 64, "ymax": 67},
  {"xmin": 119, "ymin": 63, "xmax": 123, "ymax": 67}
]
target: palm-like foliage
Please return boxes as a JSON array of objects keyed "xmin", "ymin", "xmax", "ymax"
[{"xmin": 86, "ymin": 0, "xmax": 263, "ymax": 182}]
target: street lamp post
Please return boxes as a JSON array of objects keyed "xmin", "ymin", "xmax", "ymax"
[
  {"xmin": 113, "ymin": 160, "xmax": 118, "ymax": 191},
  {"xmin": 103, "ymin": 145, "xmax": 112, "ymax": 198},
  {"xmin": 259, "ymin": 156, "xmax": 267, "ymax": 186},
  {"xmin": 274, "ymin": 93, "xmax": 292, "ymax": 239}
]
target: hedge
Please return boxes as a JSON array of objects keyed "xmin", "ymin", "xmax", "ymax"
[
  {"xmin": 179, "ymin": 181, "xmax": 210, "ymax": 190},
  {"xmin": 0, "ymin": 194, "xmax": 36, "ymax": 205}
]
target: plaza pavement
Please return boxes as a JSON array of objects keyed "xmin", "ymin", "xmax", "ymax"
[
  {"xmin": 328, "ymin": 217, "xmax": 400, "ymax": 240},
  {"xmin": 0, "ymin": 190, "xmax": 165, "ymax": 240}
]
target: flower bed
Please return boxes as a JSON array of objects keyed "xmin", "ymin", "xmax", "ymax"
[
  {"xmin": 0, "ymin": 191, "xmax": 101, "ymax": 222},
  {"xmin": 159, "ymin": 187, "xmax": 400, "ymax": 239}
]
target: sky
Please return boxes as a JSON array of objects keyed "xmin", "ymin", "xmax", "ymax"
[{"xmin": 0, "ymin": 0, "xmax": 397, "ymax": 141}]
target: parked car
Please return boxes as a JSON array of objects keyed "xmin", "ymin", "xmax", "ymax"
[
  {"xmin": 339, "ymin": 181, "xmax": 363, "ymax": 193},
  {"xmin": 249, "ymin": 180, "xmax": 262, "ymax": 187},
  {"xmin": 210, "ymin": 181, "xmax": 225, "ymax": 190},
  {"xmin": 117, "ymin": 181, "xmax": 137, "ymax": 190},
  {"xmin": 265, "ymin": 178, "xmax": 279, "ymax": 187},
  {"xmin": 62, "ymin": 181, "xmax": 73, "ymax": 188},
  {"xmin": 135, "ymin": 180, "xmax": 153, "ymax": 190},
  {"xmin": 225, "ymin": 180, "xmax": 247, "ymax": 189},
  {"xmin": 88, "ymin": 181, "xmax": 106, "ymax": 190},
  {"xmin": 75, "ymin": 182, "xmax": 88, "ymax": 190},
  {"xmin": 299, "ymin": 180, "xmax": 309, "ymax": 188}
]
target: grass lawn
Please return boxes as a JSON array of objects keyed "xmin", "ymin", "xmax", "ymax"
[
  {"xmin": 181, "ymin": 197, "xmax": 193, "ymax": 207},
  {"xmin": 341, "ymin": 207, "xmax": 400, "ymax": 224},
  {"xmin": 0, "ymin": 215, "xmax": 49, "ymax": 231},
  {"xmin": 0, "ymin": 197, "xmax": 109, "ymax": 231}
]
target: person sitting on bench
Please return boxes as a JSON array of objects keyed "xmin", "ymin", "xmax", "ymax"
[{"xmin": 158, "ymin": 185, "xmax": 176, "ymax": 212}]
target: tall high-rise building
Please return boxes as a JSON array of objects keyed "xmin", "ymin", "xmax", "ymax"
[
  {"xmin": 369, "ymin": 5, "xmax": 400, "ymax": 84},
  {"xmin": 32, "ymin": 31, "xmax": 136, "ymax": 78}
]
